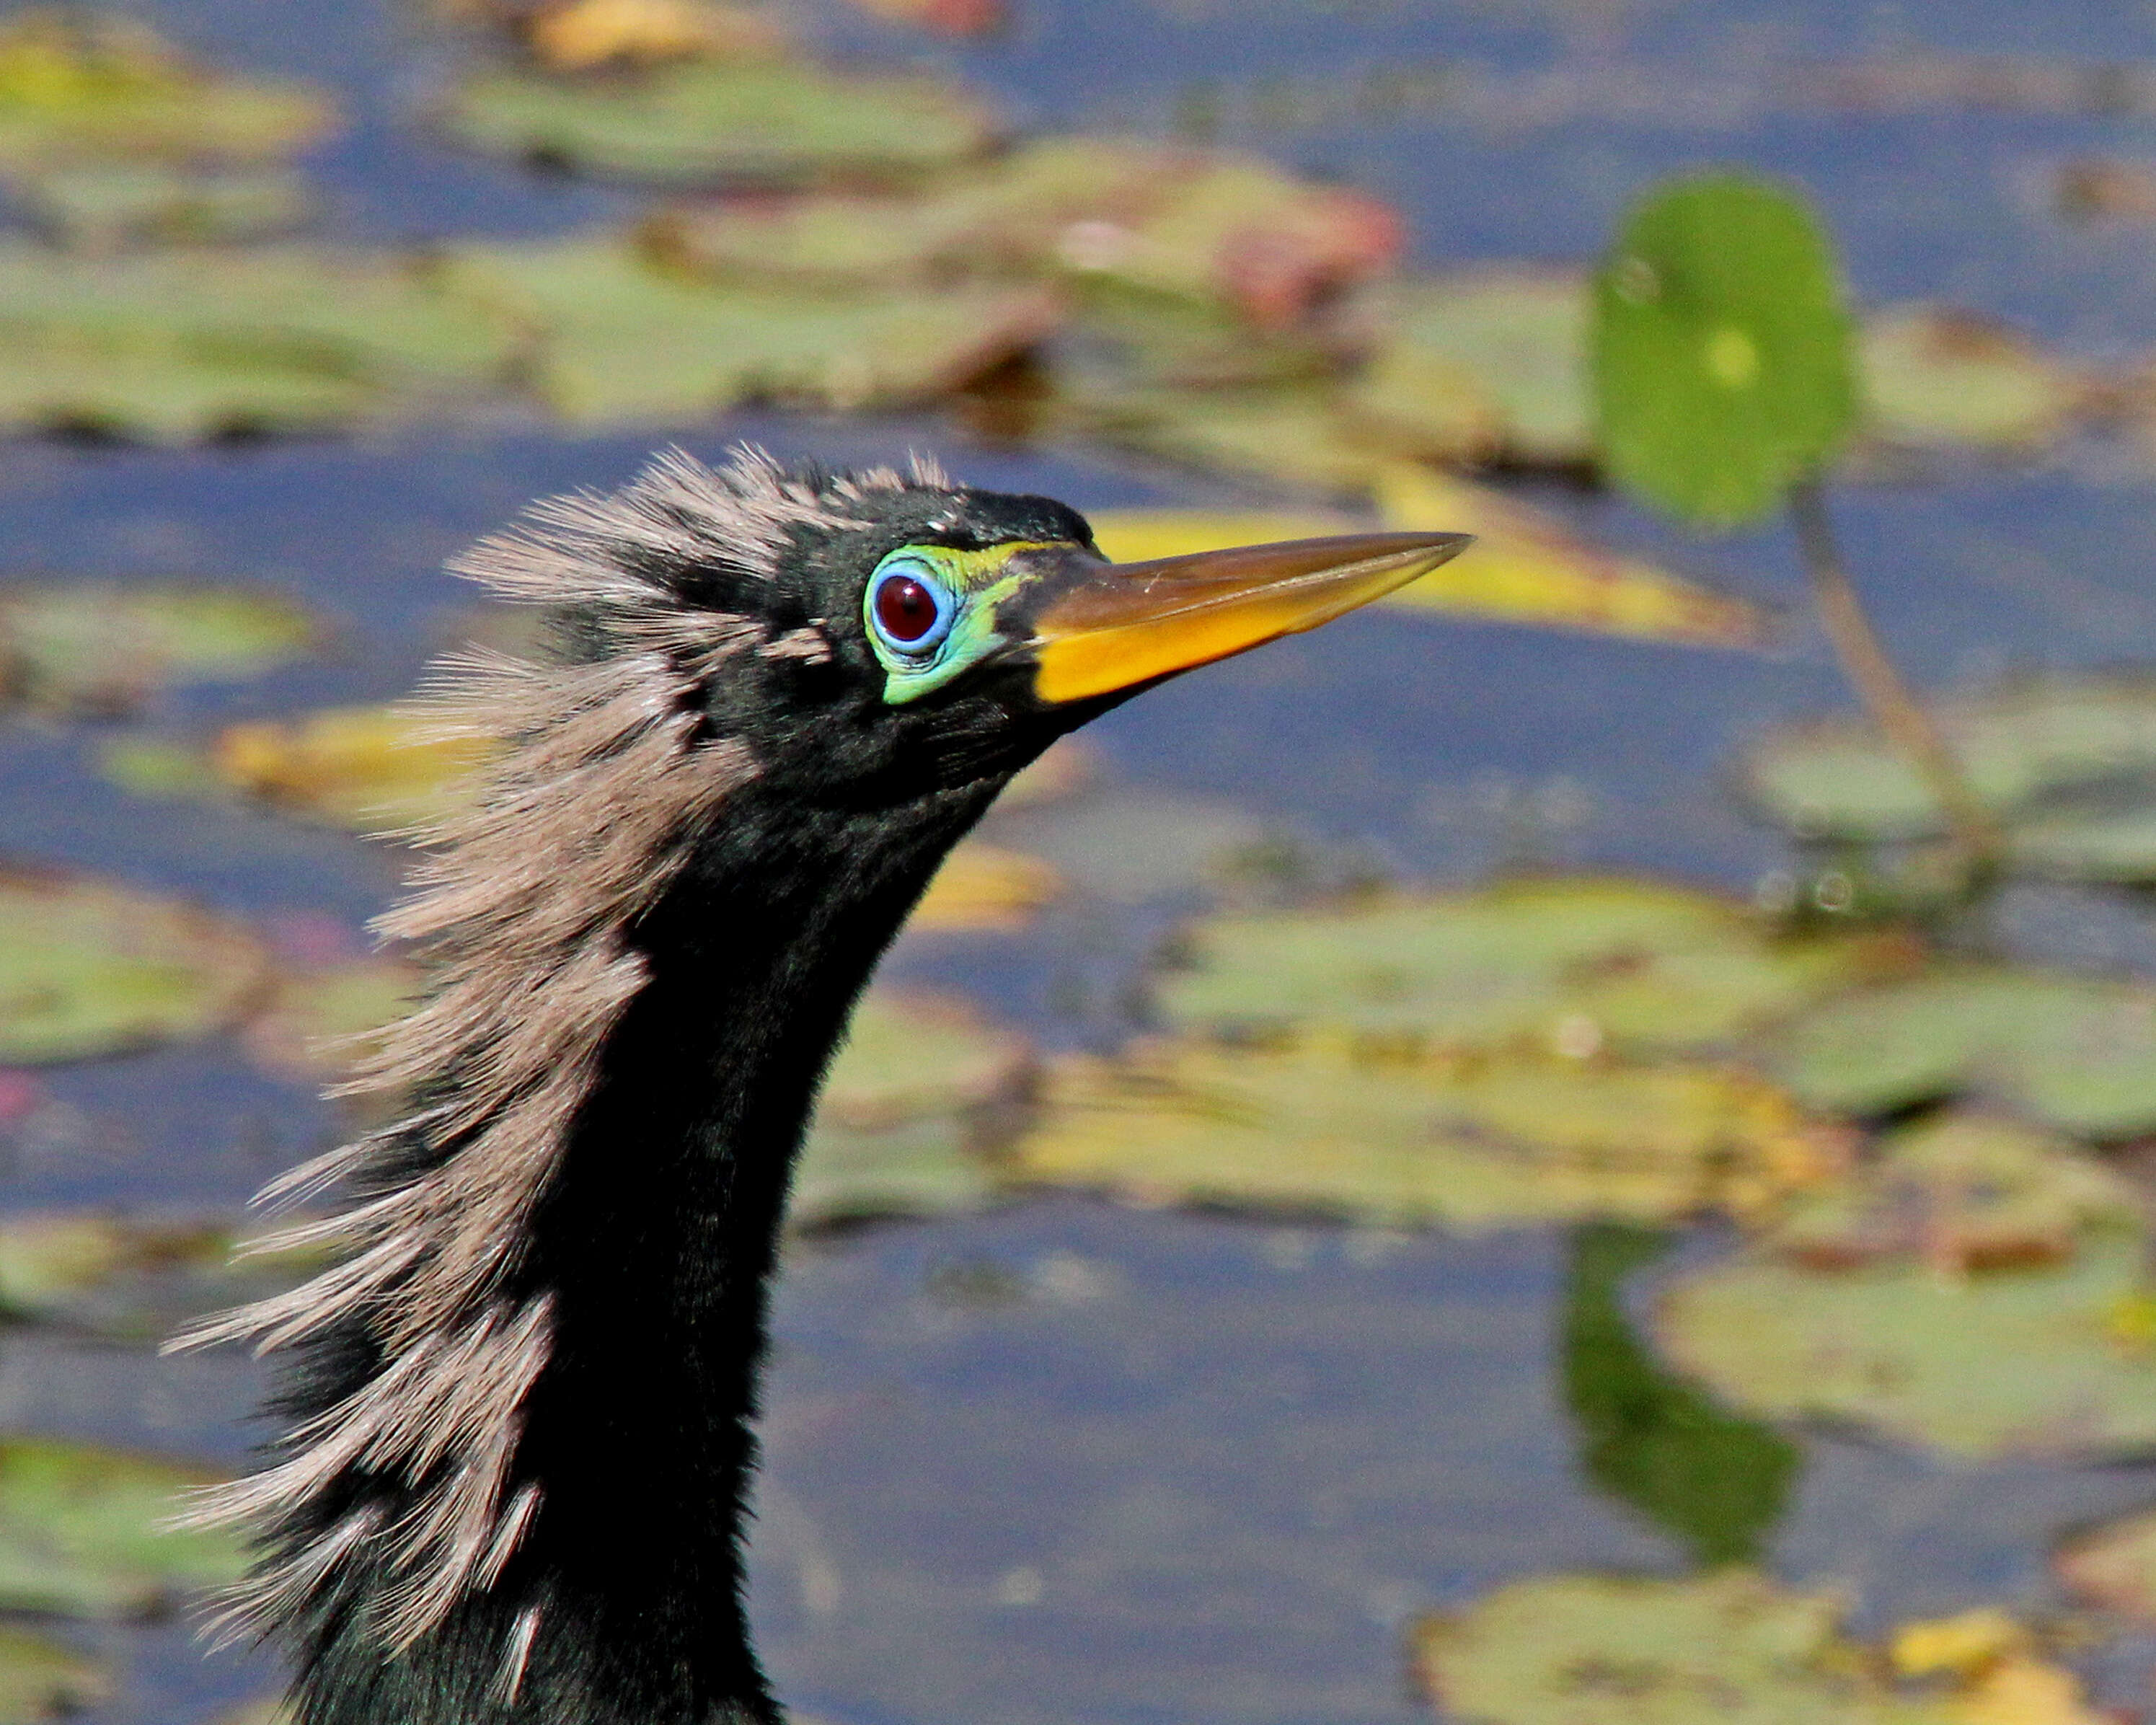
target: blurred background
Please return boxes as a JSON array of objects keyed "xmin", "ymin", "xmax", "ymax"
[{"xmin": 14, "ymin": 0, "xmax": 2156, "ymax": 1721}]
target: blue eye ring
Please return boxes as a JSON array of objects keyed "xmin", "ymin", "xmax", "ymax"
[{"xmin": 866, "ymin": 559, "xmax": 956, "ymax": 658}]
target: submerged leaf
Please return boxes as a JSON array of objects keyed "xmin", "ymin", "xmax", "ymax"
[
  {"xmin": 1656, "ymin": 1227, "xmax": 2156, "ymax": 1460},
  {"xmin": 0, "ymin": 1434, "xmax": 242, "ymax": 1617},
  {"xmin": 1563, "ymin": 1225, "xmax": 1800, "ymax": 1566},
  {"xmin": 789, "ymin": 991, "xmax": 1030, "ymax": 1229},
  {"xmin": 443, "ymin": 58, "xmax": 997, "ymax": 186},
  {"xmin": 1155, "ymin": 874, "xmax": 1907, "ymax": 1058},
  {"xmin": 0, "ymin": 866, "xmax": 268, "ymax": 1064},
  {"xmin": 1770, "ymin": 967, "xmax": 2156, "ymax": 1137},
  {"xmin": 1011, "ymin": 1038, "xmax": 1845, "ymax": 1231},
  {"xmin": 0, "ymin": 581, "xmax": 314, "ymax": 715},
  {"xmin": 1594, "ymin": 174, "xmax": 1857, "ymax": 526}
]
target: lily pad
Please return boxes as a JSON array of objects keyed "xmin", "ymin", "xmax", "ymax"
[
  {"xmin": 1078, "ymin": 382, "xmax": 1395, "ymax": 495},
  {"xmin": 1154, "ymin": 875, "xmax": 1909, "ymax": 1059},
  {"xmin": 443, "ymin": 237, "xmax": 1061, "ymax": 425},
  {"xmin": 1759, "ymin": 1112, "xmax": 2139, "ymax": 1273},
  {"xmin": 1010, "ymin": 1038, "xmax": 1847, "ymax": 1231},
  {"xmin": 1858, "ymin": 304, "xmax": 2087, "ymax": 451},
  {"xmin": 210, "ymin": 704, "xmax": 493, "ymax": 833},
  {"xmin": 442, "ymin": 58, "xmax": 997, "ymax": 187},
  {"xmin": 0, "ymin": 1625, "xmax": 106, "ymax": 1721},
  {"xmin": 1738, "ymin": 677, "xmax": 2156, "ymax": 881},
  {"xmin": 0, "ymin": 1434, "xmax": 243, "ymax": 1617},
  {"xmin": 0, "ymin": 867, "xmax": 268, "ymax": 1064},
  {"xmin": 9, "ymin": 161, "xmax": 309, "ymax": 249},
  {"xmin": 0, "ymin": 581, "xmax": 315, "ymax": 716},
  {"xmin": 789, "ymin": 990, "xmax": 1030, "ymax": 1229},
  {"xmin": 1656, "ymin": 1222, "xmax": 2156, "ymax": 1460},
  {"xmin": 521, "ymin": 0, "xmax": 792, "ymax": 71},
  {"xmin": 1594, "ymin": 175, "xmax": 1857, "ymax": 527},
  {"xmin": 1410, "ymin": 1570, "xmax": 2085, "ymax": 1725},
  {"xmin": 909, "ymin": 842, "xmax": 1064, "ymax": 934},
  {"xmin": 1768, "ymin": 966, "xmax": 2156, "ymax": 1137},
  {"xmin": 1351, "ymin": 269, "xmax": 1593, "ymax": 467},
  {"xmin": 2057, "ymin": 1505, "xmax": 2156, "ymax": 1623},
  {"xmin": 239, "ymin": 956, "xmax": 423, "ymax": 1088},
  {"xmin": 0, "ymin": 12, "xmax": 335, "ymax": 173}
]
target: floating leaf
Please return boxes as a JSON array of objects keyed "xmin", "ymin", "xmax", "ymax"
[
  {"xmin": 1086, "ymin": 508, "xmax": 1358, "ymax": 565},
  {"xmin": 910, "ymin": 842, "xmax": 1063, "ymax": 934},
  {"xmin": 1859, "ymin": 305, "xmax": 2087, "ymax": 451},
  {"xmin": 1411, "ymin": 1570, "xmax": 2089, "ymax": 1725},
  {"xmin": 0, "ymin": 581, "xmax": 314, "ymax": 716},
  {"xmin": 1656, "ymin": 1225, "xmax": 2156, "ymax": 1460},
  {"xmin": 443, "ymin": 58, "xmax": 998, "ymax": 187},
  {"xmin": 1352, "ymin": 269, "xmax": 1592, "ymax": 467},
  {"xmin": 844, "ymin": 0, "xmax": 1002, "ymax": 36},
  {"xmin": 0, "ymin": 867, "xmax": 268, "ymax": 1064},
  {"xmin": 443, "ymin": 237, "xmax": 1060, "ymax": 425},
  {"xmin": 1010, "ymin": 1038, "xmax": 1845, "ymax": 1231},
  {"xmin": 1770, "ymin": 967, "xmax": 2156, "ymax": 1137},
  {"xmin": 1156, "ymin": 875, "xmax": 1907, "ymax": 1059},
  {"xmin": 239, "ymin": 956, "xmax": 423, "ymax": 1088},
  {"xmin": 1376, "ymin": 464, "xmax": 1767, "ymax": 645},
  {"xmin": 10, "ymin": 162, "xmax": 310, "ymax": 250},
  {"xmin": 0, "ymin": 1211, "xmax": 323, "ymax": 1339},
  {"xmin": 1890, "ymin": 1610, "xmax": 2031, "ymax": 1681},
  {"xmin": 789, "ymin": 990, "xmax": 1030, "ymax": 1228},
  {"xmin": 0, "ymin": 11, "xmax": 335, "ymax": 172},
  {"xmin": 0, "ymin": 1625, "xmax": 107, "ymax": 1722},
  {"xmin": 0, "ymin": 1434, "xmax": 243, "ymax": 1618},
  {"xmin": 1594, "ymin": 174, "xmax": 1857, "ymax": 526},
  {"xmin": 523, "ymin": 0, "xmax": 790, "ymax": 71},
  {"xmin": 1563, "ymin": 1225, "xmax": 1800, "ymax": 1567},
  {"xmin": 2057, "ymin": 1506, "xmax": 2156, "ymax": 1623},
  {"xmin": 1760, "ymin": 1112, "xmax": 2138, "ymax": 1273},
  {"xmin": 1078, "ymin": 382, "xmax": 1391, "ymax": 495},
  {"xmin": 210, "ymin": 703, "xmax": 492, "ymax": 832}
]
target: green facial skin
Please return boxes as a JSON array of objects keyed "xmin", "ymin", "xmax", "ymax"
[{"xmin": 863, "ymin": 541, "xmax": 1057, "ymax": 705}]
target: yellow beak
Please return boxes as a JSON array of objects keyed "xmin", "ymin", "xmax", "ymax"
[{"xmin": 1028, "ymin": 531, "xmax": 1474, "ymax": 705}]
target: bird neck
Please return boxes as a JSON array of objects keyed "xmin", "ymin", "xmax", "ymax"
[{"xmin": 301, "ymin": 778, "xmax": 1002, "ymax": 1725}]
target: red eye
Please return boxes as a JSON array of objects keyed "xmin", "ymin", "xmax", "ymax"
[{"xmin": 873, "ymin": 573, "xmax": 945, "ymax": 645}]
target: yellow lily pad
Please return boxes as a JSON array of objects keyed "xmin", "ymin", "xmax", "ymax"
[
  {"xmin": 522, "ymin": 0, "xmax": 790, "ymax": 71},
  {"xmin": 0, "ymin": 867, "xmax": 268, "ymax": 1064},
  {"xmin": 790, "ymin": 990, "xmax": 1030, "ymax": 1228},
  {"xmin": 1154, "ymin": 874, "xmax": 1909, "ymax": 1059},
  {"xmin": 1010, "ymin": 1038, "xmax": 1847, "ymax": 1231},
  {"xmin": 1412, "ymin": 1571, "xmax": 2093, "ymax": 1725},
  {"xmin": 0, "ymin": 11, "xmax": 335, "ymax": 172},
  {"xmin": 443, "ymin": 57, "xmax": 997, "ymax": 186},
  {"xmin": 211, "ymin": 703, "xmax": 492, "ymax": 833},
  {"xmin": 0, "ymin": 581, "xmax": 314, "ymax": 716},
  {"xmin": 911, "ymin": 842, "xmax": 1064, "ymax": 934}
]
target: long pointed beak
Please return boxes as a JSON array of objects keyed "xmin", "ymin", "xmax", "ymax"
[{"xmin": 1023, "ymin": 532, "xmax": 1473, "ymax": 706}]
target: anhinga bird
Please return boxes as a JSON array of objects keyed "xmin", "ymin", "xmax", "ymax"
[{"xmin": 176, "ymin": 447, "xmax": 1467, "ymax": 1725}]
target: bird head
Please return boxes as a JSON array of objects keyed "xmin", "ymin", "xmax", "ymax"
[{"xmin": 688, "ymin": 469, "xmax": 1471, "ymax": 806}]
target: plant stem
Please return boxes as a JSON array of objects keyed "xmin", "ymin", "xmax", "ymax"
[{"xmin": 1787, "ymin": 481, "xmax": 2003, "ymax": 883}]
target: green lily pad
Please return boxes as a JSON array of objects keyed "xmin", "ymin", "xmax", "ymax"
[
  {"xmin": 9, "ymin": 162, "xmax": 310, "ymax": 250},
  {"xmin": 442, "ymin": 58, "xmax": 997, "ymax": 187},
  {"xmin": 1858, "ymin": 304, "xmax": 2087, "ymax": 451},
  {"xmin": 0, "ymin": 866, "xmax": 268, "ymax": 1064},
  {"xmin": 1011, "ymin": 1038, "xmax": 1847, "ymax": 1231},
  {"xmin": 240, "ymin": 956, "xmax": 423, "ymax": 1090},
  {"xmin": 442, "ymin": 236, "xmax": 1061, "ymax": 425},
  {"xmin": 1155, "ymin": 875, "xmax": 1907, "ymax": 1059},
  {"xmin": 1412, "ymin": 1570, "xmax": 1969, "ymax": 1725},
  {"xmin": 1594, "ymin": 174, "xmax": 1857, "ymax": 527},
  {"xmin": 0, "ymin": 12, "xmax": 335, "ymax": 173},
  {"xmin": 1769, "ymin": 966, "xmax": 2156, "ymax": 1137},
  {"xmin": 0, "ymin": 581, "xmax": 315, "ymax": 716},
  {"xmin": 0, "ymin": 1434, "xmax": 243, "ymax": 1617},
  {"xmin": 1739, "ymin": 677, "xmax": 2156, "ymax": 883},
  {"xmin": 1564, "ymin": 1225, "xmax": 1801, "ymax": 1567},
  {"xmin": 1352, "ymin": 270, "xmax": 1594, "ymax": 467},
  {"xmin": 789, "ymin": 990, "xmax": 1030, "ymax": 1229},
  {"xmin": 1076, "ymin": 381, "xmax": 1392, "ymax": 495},
  {"xmin": 1656, "ymin": 1224, "xmax": 2156, "ymax": 1460},
  {"xmin": 0, "ymin": 1625, "xmax": 106, "ymax": 1721}
]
